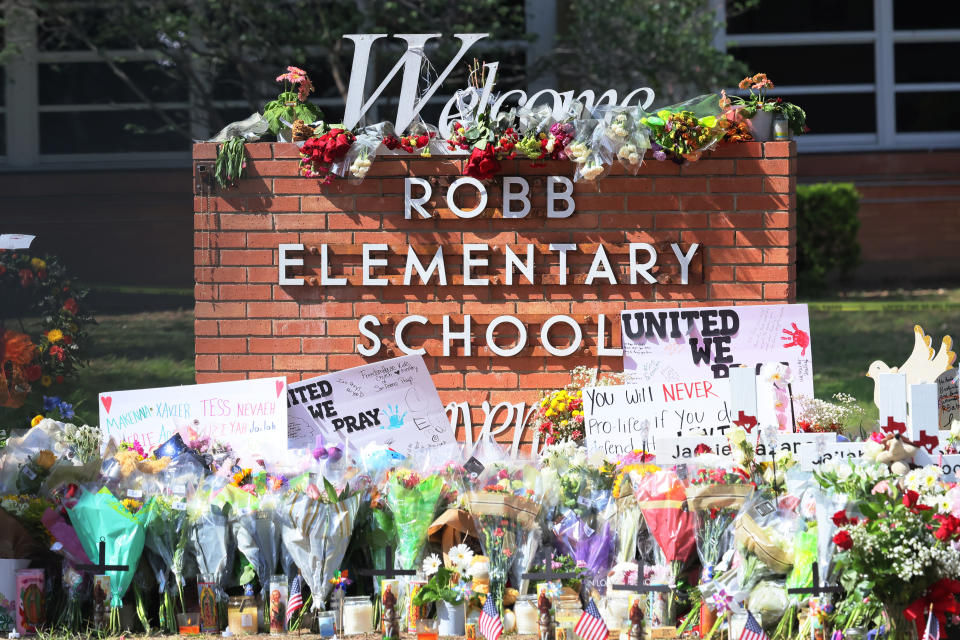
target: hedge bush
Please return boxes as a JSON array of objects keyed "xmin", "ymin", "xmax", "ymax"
[{"xmin": 796, "ymin": 182, "xmax": 861, "ymax": 296}]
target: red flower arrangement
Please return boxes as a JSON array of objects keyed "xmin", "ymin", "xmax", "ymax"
[{"xmin": 299, "ymin": 128, "xmax": 356, "ymax": 184}]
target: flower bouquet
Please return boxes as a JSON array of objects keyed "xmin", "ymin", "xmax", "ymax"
[
  {"xmin": 466, "ymin": 462, "xmax": 541, "ymax": 612},
  {"xmin": 552, "ymin": 509, "xmax": 615, "ymax": 593},
  {"xmin": 299, "ymin": 127, "xmax": 357, "ymax": 184},
  {"xmin": 145, "ymin": 492, "xmax": 190, "ymax": 633},
  {"xmin": 634, "ymin": 468, "xmax": 697, "ymax": 624},
  {"xmin": 818, "ymin": 463, "xmax": 960, "ymax": 638},
  {"xmin": 611, "ymin": 452, "xmax": 658, "ymax": 563},
  {"xmin": 383, "ymin": 468, "xmax": 444, "ymax": 572},
  {"xmin": 640, "ymin": 95, "xmax": 725, "ymax": 162},
  {"xmin": 597, "ymin": 106, "xmax": 650, "ymax": 174},
  {"xmin": 279, "ymin": 476, "xmax": 361, "ymax": 609},
  {"xmin": 67, "ymin": 486, "xmax": 156, "ymax": 633},
  {"xmin": 687, "ymin": 464, "xmax": 755, "ymax": 581}
]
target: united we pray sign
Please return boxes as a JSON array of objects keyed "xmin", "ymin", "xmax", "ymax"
[{"xmin": 193, "ymin": 31, "xmax": 798, "ymax": 451}]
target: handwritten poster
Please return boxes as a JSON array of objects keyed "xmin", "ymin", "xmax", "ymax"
[
  {"xmin": 582, "ymin": 379, "xmax": 733, "ymax": 456},
  {"xmin": 938, "ymin": 368, "xmax": 959, "ymax": 428},
  {"xmin": 620, "ymin": 303, "xmax": 814, "ymax": 398},
  {"xmin": 286, "ymin": 355, "xmax": 459, "ymax": 459},
  {"xmin": 98, "ymin": 377, "xmax": 287, "ymax": 460},
  {"xmin": 655, "ymin": 433, "xmax": 836, "ymax": 464}
]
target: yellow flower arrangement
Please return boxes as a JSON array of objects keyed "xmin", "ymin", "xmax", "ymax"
[
  {"xmin": 30, "ymin": 257, "xmax": 46, "ymax": 270},
  {"xmin": 46, "ymin": 329, "xmax": 63, "ymax": 343},
  {"xmin": 612, "ymin": 462, "xmax": 659, "ymax": 498}
]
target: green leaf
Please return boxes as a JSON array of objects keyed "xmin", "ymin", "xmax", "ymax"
[{"xmin": 323, "ymin": 477, "xmax": 338, "ymax": 502}]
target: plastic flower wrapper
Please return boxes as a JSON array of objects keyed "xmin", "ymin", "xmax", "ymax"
[
  {"xmin": 465, "ymin": 439, "xmax": 540, "ymax": 613},
  {"xmin": 144, "ymin": 489, "xmax": 190, "ymax": 633},
  {"xmin": 686, "ymin": 461, "xmax": 755, "ymax": 583},
  {"xmin": 218, "ymin": 482, "xmax": 282, "ymax": 623},
  {"xmin": 66, "ymin": 486, "xmax": 156, "ymax": 629},
  {"xmin": 566, "ymin": 118, "xmax": 597, "ymax": 166},
  {"xmin": 0, "ymin": 494, "xmax": 53, "ymax": 551},
  {"xmin": 596, "ymin": 106, "xmax": 649, "ymax": 174},
  {"xmin": 732, "ymin": 491, "xmax": 799, "ymax": 593},
  {"xmin": 345, "ymin": 126, "xmax": 382, "ymax": 183},
  {"xmin": 639, "ymin": 94, "xmax": 724, "ymax": 162},
  {"xmin": 383, "ymin": 465, "xmax": 444, "ymax": 572},
  {"xmin": 633, "ymin": 469, "xmax": 696, "ymax": 623},
  {"xmin": 552, "ymin": 508, "xmax": 614, "ymax": 593},
  {"xmin": 611, "ymin": 448, "xmax": 658, "ymax": 563},
  {"xmin": 186, "ymin": 479, "xmax": 234, "ymax": 602},
  {"xmin": 280, "ymin": 475, "xmax": 361, "ymax": 609},
  {"xmin": 747, "ymin": 579, "xmax": 789, "ymax": 630}
]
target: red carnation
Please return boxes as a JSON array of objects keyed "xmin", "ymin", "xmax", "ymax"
[
  {"xmin": 25, "ymin": 364, "xmax": 42, "ymax": 382},
  {"xmin": 694, "ymin": 444, "xmax": 713, "ymax": 455},
  {"xmin": 63, "ymin": 298, "xmax": 79, "ymax": 314},
  {"xmin": 833, "ymin": 530, "xmax": 853, "ymax": 550},
  {"xmin": 832, "ymin": 510, "xmax": 849, "ymax": 527},
  {"xmin": 934, "ymin": 514, "xmax": 960, "ymax": 541},
  {"xmin": 19, "ymin": 268, "xmax": 34, "ymax": 287},
  {"xmin": 416, "ymin": 134, "xmax": 428, "ymax": 148},
  {"xmin": 383, "ymin": 135, "xmax": 400, "ymax": 150}
]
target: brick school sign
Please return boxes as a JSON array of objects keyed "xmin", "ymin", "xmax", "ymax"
[{"xmin": 192, "ymin": 141, "xmax": 797, "ymax": 451}]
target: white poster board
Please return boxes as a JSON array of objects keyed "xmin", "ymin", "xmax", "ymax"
[
  {"xmin": 621, "ymin": 303, "xmax": 814, "ymax": 398},
  {"xmin": 99, "ymin": 377, "xmax": 288, "ymax": 460},
  {"xmin": 583, "ymin": 379, "xmax": 733, "ymax": 456},
  {"xmin": 286, "ymin": 354, "xmax": 459, "ymax": 459},
  {"xmin": 798, "ymin": 441, "xmax": 865, "ymax": 471},
  {"xmin": 656, "ymin": 433, "xmax": 836, "ymax": 464},
  {"xmin": 0, "ymin": 234, "xmax": 35, "ymax": 249}
]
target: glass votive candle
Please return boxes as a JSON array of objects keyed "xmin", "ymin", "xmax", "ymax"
[
  {"xmin": 227, "ymin": 596, "xmax": 258, "ymax": 635},
  {"xmin": 514, "ymin": 594, "xmax": 538, "ymax": 635},
  {"xmin": 342, "ymin": 596, "xmax": 374, "ymax": 635},
  {"xmin": 417, "ymin": 618, "xmax": 439, "ymax": 640},
  {"xmin": 316, "ymin": 611, "xmax": 336, "ymax": 638}
]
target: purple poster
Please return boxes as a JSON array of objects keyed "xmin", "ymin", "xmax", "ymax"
[{"xmin": 620, "ymin": 303, "xmax": 814, "ymax": 398}]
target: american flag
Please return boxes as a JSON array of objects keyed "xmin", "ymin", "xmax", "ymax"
[
  {"xmin": 739, "ymin": 611, "xmax": 768, "ymax": 640},
  {"xmin": 286, "ymin": 574, "xmax": 303, "ymax": 623},
  {"xmin": 922, "ymin": 608, "xmax": 940, "ymax": 640},
  {"xmin": 479, "ymin": 596, "xmax": 503, "ymax": 640},
  {"xmin": 575, "ymin": 599, "xmax": 610, "ymax": 640}
]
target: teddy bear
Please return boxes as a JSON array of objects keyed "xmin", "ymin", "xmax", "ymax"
[{"xmin": 874, "ymin": 433, "xmax": 917, "ymax": 476}]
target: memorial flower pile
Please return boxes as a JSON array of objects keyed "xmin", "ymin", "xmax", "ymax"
[{"xmin": 5, "ymin": 364, "xmax": 959, "ymax": 640}]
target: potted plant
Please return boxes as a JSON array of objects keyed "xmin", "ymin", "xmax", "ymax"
[
  {"xmin": 413, "ymin": 545, "xmax": 476, "ymax": 635},
  {"xmin": 264, "ymin": 66, "xmax": 324, "ymax": 142},
  {"xmin": 729, "ymin": 73, "xmax": 807, "ymax": 141}
]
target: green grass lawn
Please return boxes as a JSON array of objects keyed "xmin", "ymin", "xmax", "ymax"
[{"xmin": 23, "ymin": 287, "xmax": 960, "ymax": 429}]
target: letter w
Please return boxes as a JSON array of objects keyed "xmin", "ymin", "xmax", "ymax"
[{"xmin": 342, "ymin": 33, "xmax": 487, "ymax": 132}]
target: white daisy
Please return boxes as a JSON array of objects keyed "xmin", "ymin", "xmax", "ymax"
[
  {"xmin": 422, "ymin": 553, "xmax": 441, "ymax": 577},
  {"xmin": 448, "ymin": 544, "xmax": 474, "ymax": 573}
]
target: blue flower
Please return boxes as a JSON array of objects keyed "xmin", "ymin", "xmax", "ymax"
[
  {"xmin": 43, "ymin": 396, "xmax": 61, "ymax": 411},
  {"xmin": 58, "ymin": 401, "xmax": 75, "ymax": 420}
]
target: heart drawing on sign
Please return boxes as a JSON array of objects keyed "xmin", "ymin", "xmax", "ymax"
[
  {"xmin": 276, "ymin": 380, "xmax": 284, "ymax": 398},
  {"xmin": 101, "ymin": 396, "xmax": 113, "ymax": 414}
]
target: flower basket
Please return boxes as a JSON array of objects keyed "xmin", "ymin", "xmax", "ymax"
[
  {"xmin": 466, "ymin": 492, "xmax": 540, "ymax": 529},
  {"xmin": 686, "ymin": 484, "xmax": 754, "ymax": 512}
]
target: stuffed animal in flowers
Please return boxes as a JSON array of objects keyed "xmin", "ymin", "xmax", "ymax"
[{"xmin": 872, "ymin": 433, "xmax": 918, "ymax": 476}]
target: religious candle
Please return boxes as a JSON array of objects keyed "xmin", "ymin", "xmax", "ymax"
[
  {"xmin": 342, "ymin": 596, "xmax": 374, "ymax": 635},
  {"xmin": 15, "ymin": 569, "xmax": 43, "ymax": 635},
  {"xmin": 198, "ymin": 581, "xmax": 219, "ymax": 633},
  {"xmin": 515, "ymin": 594, "xmax": 538, "ymax": 635},
  {"xmin": 269, "ymin": 577, "xmax": 288, "ymax": 635},
  {"xmin": 406, "ymin": 580, "xmax": 427, "ymax": 633}
]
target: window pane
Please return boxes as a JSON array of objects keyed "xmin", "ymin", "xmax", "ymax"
[
  {"xmin": 894, "ymin": 0, "xmax": 960, "ymax": 29},
  {"xmin": 728, "ymin": 44, "xmax": 875, "ymax": 85},
  {"xmin": 895, "ymin": 43, "xmax": 960, "ymax": 83},
  {"xmin": 796, "ymin": 93, "xmax": 877, "ymax": 134},
  {"xmin": 39, "ymin": 62, "xmax": 187, "ymax": 105},
  {"xmin": 728, "ymin": 0, "xmax": 873, "ymax": 33},
  {"xmin": 39, "ymin": 110, "xmax": 189, "ymax": 154},
  {"xmin": 896, "ymin": 92, "xmax": 960, "ymax": 132}
]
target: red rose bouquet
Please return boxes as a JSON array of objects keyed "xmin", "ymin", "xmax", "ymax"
[{"xmin": 299, "ymin": 128, "xmax": 356, "ymax": 184}]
